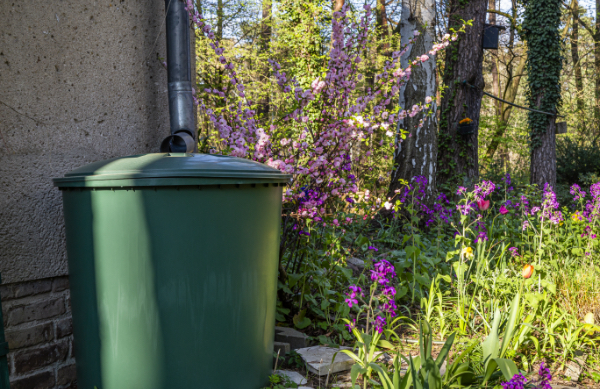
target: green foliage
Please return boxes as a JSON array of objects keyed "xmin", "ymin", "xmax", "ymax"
[
  {"xmin": 522, "ymin": 0, "xmax": 563, "ymax": 148},
  {"xmin": 556, "ymin": 137, "xmax": 600, "ymax": 185},
  {"xmin": 260, "ymin": 373, "xmax": 299, "ymax": 389}
]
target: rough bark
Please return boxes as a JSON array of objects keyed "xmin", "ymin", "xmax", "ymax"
[
  {"xmin": 217, "ymin": 0, "xmax": 224, "ymax": 40},
  {"xmin": 488, "ymin": 0, "xmax": 501, "ymax": 117},
  {"xmin": 389, "ymin": 0, "xmax": 438, "ymax": 198},
  {"xmin": 376, "ymin": 0, "xmax": 391, "ymax": 53},
  {"xmin": 596, "ymin": 0, "xmax": 600, "ymax": 122},
  {"xmin": 571, "ymin": 0, "xmax": 585, "ymax": 118},
  {"xmin": 436, "ymin": 0, "xmax": 486, "ymax": 188},
  {"xmin": 530, "ymin": 117, "xmax": 557, "ymax": 188}
]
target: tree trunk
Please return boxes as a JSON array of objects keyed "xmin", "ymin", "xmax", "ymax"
[
  {"xmin": 437, "ymin": 0, "xmax": 487, "ymax": 188},
  {"xmin": 333, "ymin": 0, "xmax": 344, "ymax": 13},
  {"xmin": 257, "ymin": 0, "xmax": 272, "ymax": 118},
  {"xmin": 488, "ymin": 0, "xmax": 501, "ymax": 117},
  {"xmin": 530, "ymin": 117, "xmax": 557, "ymax": 187},
  {"xmin": 217, "ymin": 0, "xmax": 224, "ymax": 40},
  {"xmin": 571, "ymin": 0, "xmax": 585, "ymax": 123},
  {"xmin": 485, "ymin": 50, "xmax": 526, "ymax": 159},
  {"xmin": 376, "ymin": 0, "xmax": 390, "ymax": 53},
  {"xmin": 595, "ymin": 0, "xmax": 600, "ymax": 122},
  {"xmin": 389, "ymin": 0, "xmax": 438, "ymax": 198},
  {"xmin": 524, "ymin": 0, "xmax": 562, "ymax": 188}
]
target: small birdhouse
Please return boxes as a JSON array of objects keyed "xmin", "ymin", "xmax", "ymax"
[
  {"xmin": 482, "ymin": 24, "xmax": 506, "ymax": 50},
  {"xmin": 556, "ymin": 122, "xmax": 568, "ymax": 134}
]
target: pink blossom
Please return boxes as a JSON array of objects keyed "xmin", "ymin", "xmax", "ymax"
[{"xmin": 477, "ymin": 199, "xmax": 491, "ymax": 211}]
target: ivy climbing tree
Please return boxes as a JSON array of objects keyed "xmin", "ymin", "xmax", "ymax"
[
  {"xmin": 436, "ymin": 0, "xmax": 487, "ymax": 190},
  {"xmin": 523, "ymin": 0, "xmax": 562, "ymax": 188}
]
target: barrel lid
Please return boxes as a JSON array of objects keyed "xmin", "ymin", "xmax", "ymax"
[{"xmin": 53, "ymin": 153, "xmax": 291, "ymax": 188}]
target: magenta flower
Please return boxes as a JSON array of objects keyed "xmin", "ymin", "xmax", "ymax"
[
  {"xmin": 370, "ymin": 260, "xmax": 396, "ymax": 284},
  {"xmin": 508, "ymin": 247, "xmax": 519, "ymax": 257},
  {"xmin": 373, "ymin": 315, "xmax": 386, "ymax": 333},
  {"xmin": 345, "ymin": 285, "xmax": 363, "ymax": 308},
  {"xmin": 499, "ymin": 205, "xmax": 509, "ymax": 215}
]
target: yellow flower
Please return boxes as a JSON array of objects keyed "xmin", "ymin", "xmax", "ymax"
[
  {"xmin": 584, "ymin": 312, "xmax": 595, "ymax": 325},
  {"xmin": 571, "ymin": 211, "xmax": 584, "ymax": 222},
  {"xmin": 461, "ymin": 247, "xmax": 474, "ymax": 259}
]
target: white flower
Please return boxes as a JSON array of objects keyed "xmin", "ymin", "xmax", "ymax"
[{"xmin": 386, "ymin": 130, "xmax": 394, "ymax": 137}]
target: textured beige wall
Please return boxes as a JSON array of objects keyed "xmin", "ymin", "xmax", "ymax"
[{"xmin": 0, "ymin": 0, "xmax": 173, "ymax": 283}]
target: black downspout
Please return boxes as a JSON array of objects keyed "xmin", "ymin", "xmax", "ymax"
[
  {"xmin": 0, "ymin": 273, "xmax": 10, "ymax": 389},
  {"xmin": 160, "ymin": 0, "xmax": 196, "ymax": 153}
]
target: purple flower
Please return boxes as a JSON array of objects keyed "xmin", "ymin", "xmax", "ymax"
[
  {"xmin": 370, "ymin": 259, "xmax": 396, "ymax": 285},
  {"xmin": 541, "ymin": 184, "xmax": 562, "ymax": 224},
  {"xmin": 570, "ymin": 184, "xmax": 586, "ymax": 201},
  {"xmin": 383, "ymin": 300, "xmax": 397, "ymax": 317},
  {"xmin": 345, "ymin": 319, "xmax": 356, "ymax": 333},
  {"xmin": 473, "ymin": 180, "xmax": 496, "ymax": 201},
  {"xmin": 345, "ymin": 285, "xmax": 363, "ymax": 307},
  {"xmin": 457, "ymin": 186, "xmax": 467, "ymax": 196},
  {"xmin": 522, "ymin": 220, "xmax": 529, "ymax": 230},
  {"xmin": 508, "ymin": 247, "xmax": 519, "ymax": 257},
  {"xmin": 368, "ymin": 246, "xmax": 379, "ymax": 251},
  {"xmin": 503, "ymin": 173, "xmax": 513, "ymax": 192},
  {"xmin": 382, "ymin": 286, "xmax": 396, "ymax": 297},
  {"xmin": 501, "ymin": 373, "xmax": 527, "ymax": 389},
  {"xmin": 457, "ymin": 203, "xmax": 474, "ymax": 216},
  {"xmin": 537, "ymin": 362, "xmax": 552, "ymax": 389},
  {"xmin": 373, "ymin": 315, "xmax": 386, "ymax": 333}
]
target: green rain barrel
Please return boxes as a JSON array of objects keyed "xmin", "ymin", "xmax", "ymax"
[{"xmin": 53, "ymin": 153, "xmax": 291, "ymax": 389}]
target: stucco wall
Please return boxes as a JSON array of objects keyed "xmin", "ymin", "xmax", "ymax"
[{"xmin": 0, "ymin": 0, "xmax": 174, "ymax": 283}]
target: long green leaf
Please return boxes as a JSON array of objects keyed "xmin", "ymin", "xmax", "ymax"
[
  {"xmin": 350, "ymin": 364, "xmax": 365, "ymax": 387},
  {"xmin": 482, "ymin": 308, "xmax": 501, "ymax": 369},
  {"xmin": 500, "ymin": 293, "xmax": 521, "ymax": 358},
  {"xmin": 435, "ymin": 331, "xmax": 456, "ymax": 369},
  {"xmin": 369, "ymin": 362, "xmax": 393, "ymax": 389}
]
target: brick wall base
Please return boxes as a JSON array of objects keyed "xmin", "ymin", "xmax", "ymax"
[{"xmin": 0, "ymin": 276, "xmax": 76, "ymax": 389}]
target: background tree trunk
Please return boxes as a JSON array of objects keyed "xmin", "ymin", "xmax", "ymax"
[
  {"xmin": 571, "ymin": 0, "xmax": 585, "ymax": 132},
  {"xmin": 524, "ymin": 0, "xmax": 562, "ymax": 188},
  {"xmin": 436, "ymin": 0, "xmax": 487, "ymax": 189},
  {"xmin": 389, "ymin": 0, "xmax": 437, "ymax": 198},
  {"xmin": 530, "ymin": 117, "xmax": 557, "ymax": 187},
  {"xmin": 257, "ymin": 0, "xmax": 272, "ymax": 118},
  {"xmin": 488, "ymin": 0, "xmax": 501, "ymax": 117},
  {"xmin": 596, "ymin": 0, "xmax": 600, "ymax": 123}
]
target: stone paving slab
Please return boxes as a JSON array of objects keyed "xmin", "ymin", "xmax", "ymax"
[{"xmin": 296, "ymin": 346, "xmax": 355, "ymax": 376}]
